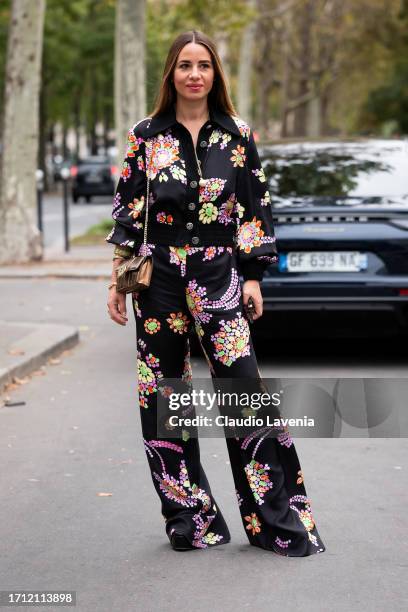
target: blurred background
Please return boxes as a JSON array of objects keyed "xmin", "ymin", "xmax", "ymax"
[
  {"xmin": 2, "ymin": 0, "xmax": 408, "ymax": 178},
  {"xmin": 1, "ymin": 0, "xmax": 408, "ymax": 348}
]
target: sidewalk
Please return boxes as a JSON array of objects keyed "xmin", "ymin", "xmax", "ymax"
[
  {"xmin": 0, "ymin": 244, "xmax": 112, "ymax": 279},
  {"xmin": 0, "ymin": 245, "xmax": 110, "ymax": 392},
  {"xmin": 0, "ymin": 320, "xmax": 79, "ymax": 393}
]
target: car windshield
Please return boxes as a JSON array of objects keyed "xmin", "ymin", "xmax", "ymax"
[{"xmin": 260, "ymin": 139, "xmax": 408, "ymax": 204}]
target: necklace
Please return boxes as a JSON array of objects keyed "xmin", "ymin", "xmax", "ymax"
[
  {"xmin": 192, "ymin": 112, "xmax": 210, "ymax": 187},
  {"xmin": 175, "ymin": 109, "xmax": 210, "ymax": 187},
  {"xmin": 193, "ymin": 143, "xmax": 207, "ymax": 187}
]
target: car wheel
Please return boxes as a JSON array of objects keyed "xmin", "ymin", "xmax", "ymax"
[{"xmin": 85, "ymin": 195, "xmax": 91, "ymax": 203}]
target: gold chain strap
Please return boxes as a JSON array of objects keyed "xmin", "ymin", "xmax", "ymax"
[{"xmin": 143, "ymin": 139, "xmax": 153, "ymax": 246}]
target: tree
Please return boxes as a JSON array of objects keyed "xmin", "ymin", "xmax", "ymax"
[
  {"xmin": 0, "ymin": 0, "xmax": 46, "ymax": 264},
  {"xmin": 115, "ymin": 0, "xmax": 146, "ymax": 167}
]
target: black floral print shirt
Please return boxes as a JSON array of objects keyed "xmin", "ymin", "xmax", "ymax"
[{"xmin": 105, "ymin": 103, "xmax": 278, "ymax": 281}]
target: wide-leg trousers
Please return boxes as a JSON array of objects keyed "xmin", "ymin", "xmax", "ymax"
[{"xmin": 132, "ymin": 242, "xmax": 326, "ymax": 555}]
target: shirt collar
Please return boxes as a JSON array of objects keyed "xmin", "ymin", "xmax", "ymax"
[{"xmin": 139, "ymin": 103, "xmax": 241, "ymax": 138}]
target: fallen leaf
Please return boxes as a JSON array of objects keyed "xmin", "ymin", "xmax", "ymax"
[
  {"xmin": 8, "ymin": 348, "xmax": 25, "ymax": 356},
  {"xmin": 48, "ymin": 358, "xmax": 61, "ymax": 365},
  {"xmin": 12, "ymin": 376, "xmax": 30, "ymax": 385}
]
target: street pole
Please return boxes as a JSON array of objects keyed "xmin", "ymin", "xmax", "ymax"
[
  {"xmin": 36, "ymin": 169, "xmax": 44, "ymax": 249},
  {"xmin": 60, "ymin": 167, "xmax": 70, "ymax": 252}
]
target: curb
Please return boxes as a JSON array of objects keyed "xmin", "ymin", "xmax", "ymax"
[
  {"xmin": 0, "ymin": 322, "xmax": 80, "ymax": 393},
  {"xmin": 0, "ymin": 271, "xmax": 110, "ymax": 279}
]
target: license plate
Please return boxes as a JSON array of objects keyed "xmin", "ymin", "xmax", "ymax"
[
  {"xmin": 87, "ymin": 174, "xmax": 102, "ymax": 183},
  {"xmin": 279, "ymin": 251, "xmax": 368, "ymax": 272}
]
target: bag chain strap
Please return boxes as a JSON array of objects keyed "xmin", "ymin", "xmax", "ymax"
[{"xmin": 143, "ymin": 139, "xmax": 153, "ymax": 247}]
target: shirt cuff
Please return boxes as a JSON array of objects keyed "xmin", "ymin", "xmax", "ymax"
[
  {"xmin": 240, "ymin": 259, "xmax": 266, "ymax": 282},
  {"xmin": 113, "ymin": 245, "xmax": 134, "ymax": 258}
]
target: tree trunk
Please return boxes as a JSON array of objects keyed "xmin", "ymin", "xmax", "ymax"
[
  {"xmin": 115, "ymin": 0, "xmax": 146, "ymax": 168},
  {"xmin": 74, "ymin": 98, "xmax": 81, "ymax": 161},
  {"xmin": 293, "ymin": 0, "xmax": 313, "ymax": 137},
  {"xmin": 280, "ymin": 2, "xmax": 292, "ymax": 137},
  {"xmin": 214, "ymin": 32, "xmax": 230, "ymax": 87},
  {"xmin": 306, "ymin": 94, "xmax": 321, "ymax": 138},
  {"xmin": 237, "ymin": 0, "xmax": 257, "ymax": 123},
  {"xmin": 0, "ymin": 0, "xmax": 46, "ymax": 263}
]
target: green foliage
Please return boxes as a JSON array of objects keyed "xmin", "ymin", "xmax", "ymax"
[
  {"xmin": 43, "ymin": 0, "xmax": 114, "ymax": 130},
  {"xmin": 359, "ymin": 2, "xmax": 408, "ymax": 134},
  {"xmin": 1, "ymin": 0, "xmax": 408, "ymax": 140}
]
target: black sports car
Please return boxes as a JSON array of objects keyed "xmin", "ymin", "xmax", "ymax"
[{"xmin": 256, "ymin": 138, "xmax": 408, "ymax": 338}]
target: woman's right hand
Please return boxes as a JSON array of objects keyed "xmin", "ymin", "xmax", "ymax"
[{"xmin": 107, "ymin": 287, "xmax": 128, "ymax": 325}]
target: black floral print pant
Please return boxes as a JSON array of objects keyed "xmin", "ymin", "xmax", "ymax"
[{"xmin": 132, "ymin": 243, "xmax": 326, "ymax": 555}]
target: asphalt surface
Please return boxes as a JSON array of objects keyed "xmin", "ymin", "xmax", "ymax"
[
  {"xmin": 41, "ymin": 191, "xmax": 111, "ymax": 250},
  {"xmin": 0, "ymin": 277, "xmax": 407, "ymax": 612}
]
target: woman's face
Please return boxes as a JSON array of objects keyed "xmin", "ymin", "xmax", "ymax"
[{"xmin": 172, "ymin": 42, "xmax": 215, "ymax": 104}]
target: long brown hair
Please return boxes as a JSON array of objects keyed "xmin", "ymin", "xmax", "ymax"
[{"xmin": 149, "ymin": 30, "xmax": 238, "ymax": 118}]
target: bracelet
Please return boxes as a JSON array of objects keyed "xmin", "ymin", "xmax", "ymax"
[
  {"xmin": 108, "ymin": 282, "xmax": 117, "ymax": 290},
  {"xmin": 113, "ymin": 245, "xmax": 134, "ymax": 258}
]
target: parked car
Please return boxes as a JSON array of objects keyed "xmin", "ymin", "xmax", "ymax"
[
  {"xmin": 71, "ymin": 156, "xmax": 117, "ymax": 202},
  {"xmin": 255, "ymin": 137, "xmax": 408, "ymax": 337}
]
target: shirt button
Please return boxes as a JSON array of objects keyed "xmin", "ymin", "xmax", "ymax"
[
  {"xmin": 188, "ymin": 202, "xmax": 196, "ymax": 211},
  {"xmin": 186, "ymin": 222, "xmax": 194, "ymax": 230},
  {"xmin": 190, "ymin": 180, "xmax": 198, "ymax": 188},
  {"xmin": 200, "ymin": 140, "xmax": 207, "ymax": 148},
  {"xmin": 191, "ymin": 236, "xmax": 199, "ymax": 245}
]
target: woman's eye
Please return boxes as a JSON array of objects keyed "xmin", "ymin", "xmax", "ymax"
[{"xmin": 179, "ymin": 64, "xmax": 211, "ymax": 69}]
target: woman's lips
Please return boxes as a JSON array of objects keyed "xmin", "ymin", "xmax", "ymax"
[{"xmin": 187, "ymin": 85, "xmax": 202, "ymax": 90}]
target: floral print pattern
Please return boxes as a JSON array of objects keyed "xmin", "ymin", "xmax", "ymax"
[
  {"xmin": 106, "ymin": 106, "xmax": 279, "ymax": 282},
  {"xmin": 137, "ymin": 338, "xmax": 163, "ymax": 409},
  {"xmin": 199, "ymin": 177, "xmax": 226, "ymax": 204},
  {"xmin": 166, "ymin": 312, "xmax": 190, "ymax": 334},
  {"xmin": 237, "ymin": 217, "xmax": 264, "ymax": 254},
  {"xmin": 230, "ymin": 144, "xmax": 246, "ymax": 168},
  {"xmin": 244, "ymin": 459, "xmax": 274, "ymax": 505},
  {"xmin": 128, "ymin": 196, "xmax": 145, "ymax": 220},
  {"xmin": 144, "ymin": 318, "xmax": 161, "ymax": 334},
  {"xmin": 245, "ymin": 512, "xmax": 262, "ymax": 535},
  {"xmin": 131, "ymin": 244, "xmax": 325, "ymax": 556},
  {"xmin": 144, "ymin": 440, "xmax": 228, "ymax": 549},
  {"xmin": 156, "ymin": 211, "xmax": 173, "ymax": 224},
  {"xmin": 211, "ymin": 312, "xmax": 251, "ymax": 366}
]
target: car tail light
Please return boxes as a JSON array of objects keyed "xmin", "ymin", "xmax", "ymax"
[
  {"xmin": 110, "ymin": 165, "xmax": 118, "ymax": 176},
  {"xmin": 70, "ymin": 165, "xmax": 78, "ymax": 177},
  {"xmin": 399, "ymin": 289, "xmax": 408, "ymax": 296}
]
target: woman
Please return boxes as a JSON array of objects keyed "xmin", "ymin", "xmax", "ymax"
[{"xmin": 106, "ymin": 30, "xmax": 326, "ymax": 556}]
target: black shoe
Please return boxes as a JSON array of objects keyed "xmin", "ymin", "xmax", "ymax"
[{"xmin": 170, "ymin": 531, "xmax": 194, "ymax": 551}]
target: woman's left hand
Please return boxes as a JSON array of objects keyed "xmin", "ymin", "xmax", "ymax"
[{"xmin": 242, "ymin": 280, "xmax": 263, "ymax": 321}]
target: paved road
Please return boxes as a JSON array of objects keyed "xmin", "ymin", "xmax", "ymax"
[
  {"xmin": 0, "ymin": 278, "xmax": 407, "ymax": 611},
  {"xmin": 42, "ymin": 191, "xmax": 112, "ymax": 249}
]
